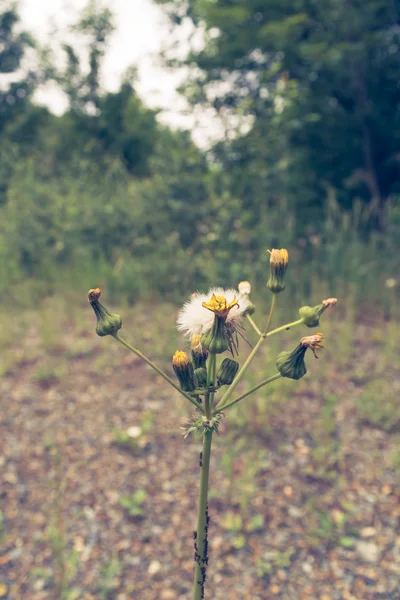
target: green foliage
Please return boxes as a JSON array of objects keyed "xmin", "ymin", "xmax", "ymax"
[
  {"xmin": 156, "ymin": 0, "xmax": 400, "ymax": 229},
  {"xmin": 305, "ymin": 505, "xmax": 355, "ymax": 550},
  {"xmin": 0, "ymin": 1, "xmax": 36, "ymax": 133},
  {"xmin": 119, "ymin": 489, "xmax": 147, "ymax": 518},
  {"xmin": 98, "ymin": 557, "xmax": 123, "ymax": 598},
  {"xmin": 0, "ymin": 0, "xmax": 399, "ymax": 314},
  {"xmin": 256, "ymin": 549, "xmax": 295, "ymax": 579}
]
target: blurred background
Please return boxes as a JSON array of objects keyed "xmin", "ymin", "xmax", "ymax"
[{"xmin": 0, "ymin": 0, "xmax": 399, "ymax": 598}]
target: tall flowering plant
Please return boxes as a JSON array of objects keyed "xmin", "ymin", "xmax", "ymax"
[{"xmin": 88, "ymin": 249, "xmax": 337, "ymax": 599}]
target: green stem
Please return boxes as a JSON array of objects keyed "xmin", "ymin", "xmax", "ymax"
[
  {"xmin": 193, "ymin": 430, "xmax": 213, "ymax": 600},
  {"xmin": 216, "ymin": 295, "xmax": 278, "ymax": 411},
  {"xmin": 215, "ymin": 373, "xmax": 282, "ymax": 413},
  {"xmin": 205, "ymin": 353, "xmax": 216, "ymax": 418},
  {"xmin": 113, "ymin": 333, "xmax": 204, "ymax": 413},
  {"xmin": 264, "ymin": 293, "xmax": 277, "ymax": 333},
  {"xmin": 266, "ymin": 318, "xmax": 304, "ymax": 338},
  {"xmin": 215, "ymin": 335, "xmax": 264, "ymax": 411},
  {"xmin": 246, "ymin": 314, "xmax": 262, "ymax": 336}
]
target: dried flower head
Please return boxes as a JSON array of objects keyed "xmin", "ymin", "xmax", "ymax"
[
  {"xmin": 238, "ymin": 281, "xmax": 251, "ymax": 295},
  {"xmin": 322, "ymin": 298, "xmax": 338, "ymax": 308},
  {"xmin": 177, "ymin": 288, "xmax": 250, "ymax": 338},
  {"xmin": 300, "ymin": 333, "xmax": 324, "ymax": 358},
  {"xmin": 267, "ymin": 248, "xmax": 289, "ymax": 293},
  {"xmin": 88, "ymin": 288, "xmax": 101, "ymax": 303}
]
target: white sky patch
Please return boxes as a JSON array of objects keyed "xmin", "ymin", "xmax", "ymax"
[{"xmin": 18, "ymin": 0, "xmax": 225, "ymax": 146}]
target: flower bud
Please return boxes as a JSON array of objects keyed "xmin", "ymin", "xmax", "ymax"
[
  {"xmin": 242, "ymin": 301, "xmax": 255, "ymax": 316},
  {"xmin": 299, "ymin": 298, "xmax": 338, "ymax": 327},
  {"xmin": 217, "ymin": 358, "xmax": 239, "ymax": 385},
  {"xmin": 191, "ymin": 334, "xmax": 208, "ymax": 369},
  {"xmin": 172, "ymin": 351, "xmax": 197, "ymax": 392},
  {"xmin": 267, "ymin": 248, "xmax": 289, "ymax": 294},
  {"xmin": 276, "ymin": 333, "xmax": 324, "ymax": 380},
  {"xmin": 200, "ymin": 316, "xmax": 230, "ymax": 354},
  {"xmin": 88, "ymin": 288, "xmax": 122, "ymax": 337},
  {"xmin": 194, "ymin": 367, "xmax": 208, "ymax": 388},
  {"xmin": 276, "ymin": 345, "xmax": 307, "ymax": 380}
]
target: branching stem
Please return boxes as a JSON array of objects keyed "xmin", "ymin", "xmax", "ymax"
[
  {"xmin": 215, "ymin": 373, "xmax": 282, "ymax": 413},
  {"xmin": 113, "ymin": 333, "xmax": 204, "ymax": 412}
]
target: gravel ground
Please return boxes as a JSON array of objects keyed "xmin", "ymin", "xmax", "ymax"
[{"xmin": 0, "ymin": 319, "xmax": 399, "ymax": 600}]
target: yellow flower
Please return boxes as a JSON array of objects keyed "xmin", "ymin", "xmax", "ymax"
[
  {"xmin": 267, "ymin": 248, "xmax": 289, "ymax": 293},
  {"xmin": 268, "ymin": 248, "xmax": 289, "ymax": 268},
  {"xmin": 172, "ymin": 351, "xmax": 197, "ymax": 392},
  {"xmin": 300, "ymin": 333, "xmax": 324, "ymax": 358},
  {"xmin": 202, "ymin": 293, "xmax": 239, "ymax": 318},
  {"xmin": 172, "ymin": 350, "xmax": 191, "ymax": 367}
]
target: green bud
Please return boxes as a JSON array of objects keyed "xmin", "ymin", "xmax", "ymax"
[
  {"xmin": 299, "ymin": 298, "xmax": 338, "ymax": 328},
  {"xmin": 172, "ymin": 351, "xmax": 197, "ymax": 392},
  {"xmin": 194, "ymin": 367, "xmax": 208, "ymax": 388},
  {"xmin": 191, "ymin": 334, "xmax": 208, "ymax": 368},
  {"xmin": 217, "ymin": 358, "xmax": 239, "ymax": 385},
  {"xmin": 201, "ymin": 315, "xmax": 230, "ymax": 354},
  {"xmin": 276, "ymin": 333, "xmax": 325, "ymax": 380},
  {"xmin": 299, "ymin": 305, "xmax": 321, "ymax": 327},
  {"xmin": 88, "ymin": 288, "xmax": 122, "ymax": 337},
  {"xmin": 242, "ymin": 301, "xmax": 255, "ymax": 316},
  {"xmin": 267, "ymin": 248, "xmax": 289, "ymax": 294},
  {"xmin": 276, "ymin": 345, "xmax": 307, "ymax": 380}
]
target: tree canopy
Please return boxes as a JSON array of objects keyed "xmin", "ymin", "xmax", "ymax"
[{"xmin": 156, "ymin": 0, "xmax": 400, "ymax": 229}]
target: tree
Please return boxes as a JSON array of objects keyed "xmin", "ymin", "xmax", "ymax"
[
  {"xmin": 156, "ymin": 0, "xmax": 400, "ymax": 229},
  {"xmin": 0, "ymin": 1, "xmax": 37, "ymax": 133}
]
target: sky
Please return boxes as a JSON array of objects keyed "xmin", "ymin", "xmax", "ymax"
[{"xmin": 18, "ymin": 0, "xmax": 219, "ymax": 145}]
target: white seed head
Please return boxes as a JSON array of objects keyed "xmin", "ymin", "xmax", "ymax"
[{"xmin": 177, "ymin": 288, "xmax": 251, "ymax": 337}]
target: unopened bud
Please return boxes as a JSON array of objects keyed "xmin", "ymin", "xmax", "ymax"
[
  {"xmin": 267, "ymin": 248, "xmax": 289, "ymax": 294},
  {"xmin": 88, "ymin": 288, "xmax": 122, "ymax": 337},
  {"xmin": 194, "ymin": 367, "xmax": 208, "ymax": 388},
  {"xmin": 299, "ymin": 298, "xmax": 338, "ymax": 327},
  {"xmin": 172, "ymin": 351, "xmax": 197, "ymax": 392},
  {"xmin": 191, "ymin": 334, "xmax": 208, "ymax": 368},
  {"xmin": 217, "ymin": 358, "xmax": 239, "ymax": 385}
]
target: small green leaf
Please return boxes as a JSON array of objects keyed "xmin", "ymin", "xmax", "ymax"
[{"xmin": 339, "ymin": 536, "xmax": 356, "ymax": 548}]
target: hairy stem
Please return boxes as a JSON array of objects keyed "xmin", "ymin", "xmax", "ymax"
[
  {"xmin": 113, "ymin": 333, "xmax": 203, "ymax": 412},
  {"xmin": 193, "ymin": 430, "xmax": 213, "ymax": 600}
]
